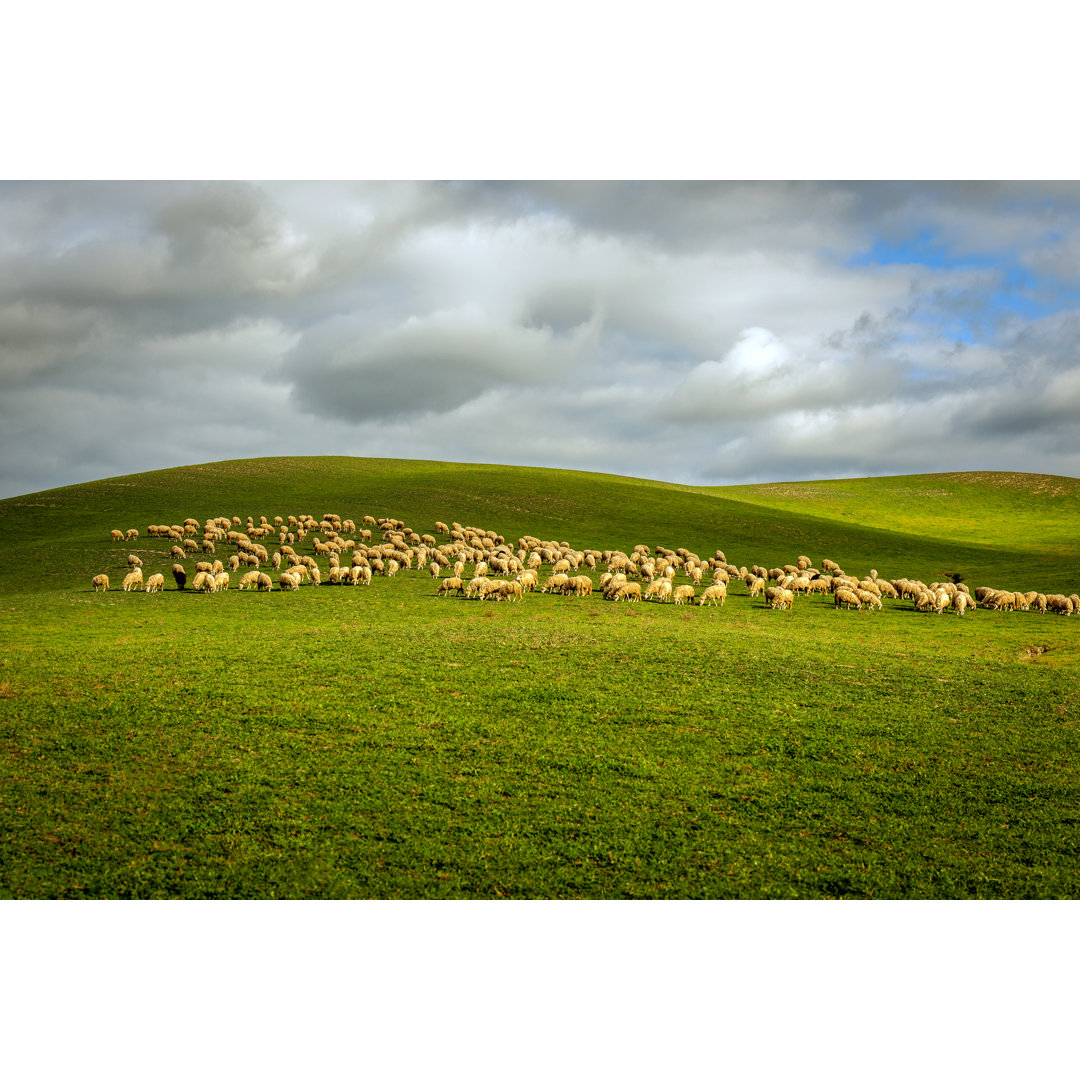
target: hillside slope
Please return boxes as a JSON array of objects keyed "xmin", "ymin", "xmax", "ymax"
[
  {"xmin": 706, "ymin": 472, "xmax": 1080, "ymax": 555},
  {"xmin": 1, "ymin": 458, "xmax": 1077, "ymax": 595}
]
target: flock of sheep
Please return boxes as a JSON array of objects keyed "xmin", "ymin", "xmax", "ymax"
[{"xmin": 94, "ymin": 512, "xmax": 1079, "ymax": 617}]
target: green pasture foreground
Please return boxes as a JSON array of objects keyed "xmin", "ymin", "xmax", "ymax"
[{"xmin": 1, "ymin": 458, "xmax": 1078, "ymax": 898}]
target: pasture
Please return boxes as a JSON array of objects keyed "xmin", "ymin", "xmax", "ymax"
[{"xmin": 1, "ymin": 457, "xmax": 1078, "ymax": 898}]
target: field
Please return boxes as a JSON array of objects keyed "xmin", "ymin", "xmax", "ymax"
[{"xmin": 1, "ymin": 457, "xmax": 1078, "ymax": 898}]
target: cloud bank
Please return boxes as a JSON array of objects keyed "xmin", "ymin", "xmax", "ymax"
[{"xmin": 2, "ymin": 180, "xmax": 1079, "ymax": 498}]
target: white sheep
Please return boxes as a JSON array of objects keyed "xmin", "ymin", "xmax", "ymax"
[
  {"xmin": 91, "ymin": 573, "xmax": 110, "ymax": 592},
  {"xmin": 122, "ymin": 569, "xmax": 143, "ymax": 592},
  {"xmin": 698, "ymin": 583, "xmax": 727, "ymax": 606},
  {"xmin": 144, "ymin": 573, "xmax": 165, "ymax": 593}
]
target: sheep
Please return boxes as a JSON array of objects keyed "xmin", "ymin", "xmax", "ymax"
[
  {"xmin": 125, "ymin": 529, "xmax": 139, "ymax": 541},
  {"xmin": 614, "ymin": 582, "xmax": 642, "ymax": 602},
  {"xmin": 497, "ymin": 580, "xmax": 524, "ymax": 602},
  {"xmin": 438, "ymin": 577, "xmax": 464, "ymax": 597},
  {"xmin": 542, "ymin": 573, "xmax": 570, "ymax": 594},
  {"xmin": 91, "ymin": 573, "xmax": 110, "ymax": 592},
  {"xmin": 954, "ymin": 592, "xmax": 971, "ymax": 616},
  {"xmin": 126, "ymin": 554, "xmax": 143, "ymax": 569},
  {"xmin": 122, "ymin": 569, "xmax": 143, "ymax": 592},
  {"xmin": 110, "ymin": 529, "xmax": 124, "ymax": 542},
  {"xmin": 834, "ymin": 587, "xmax": 862, "ymax": 610},
  {"xmin": 673, "ymin": 585, "xmax": 696, "ymax": 605},
  {"xmin": 279, "ymin": 572, "xmax": 300, "ymax": 591},
  {"xmin": 698, "ymin": 583, "xmax": 727, "ymax": 606},
  {"xmin": 257, "ymin": 573, "xmax": 273, "ymax": 592},
  {"xmin": 309, "ymin": 566, "xmax": 321, "ymax": 586},
  {"xmin": 238, "ymin": 570, "xmax": 261, "ymax": 590},
  {"xmin": 145, "ymin": 573, "xmax": 165, "ymax": 593},
  {"xmin": 171, "ymin": 564, "xmax": 187, "ymax": 590},
  {"xmin": 855, "ymin": 588, "xmax": 883, "ymax": 611},
  {"xmin": 214, "ymin": 572, "xmax": 230, "ymax": 592},
  {"xmin": 191, "ymin": 571, "xmax": 215, "ymax": 593},
  {"xmin": 644, "ymin": 579, "xmax": 672, "ymax": 602},
  {"xmin": 465, "ymin": 577, "xmax": 494, "ymax": 599},
  {"xmin": 770, "ymin": 588, "xmax": 794, "ymax": 610},
  {"xmin": 568, "ymin": 575, "xmax": 593, "ymax": 598}
]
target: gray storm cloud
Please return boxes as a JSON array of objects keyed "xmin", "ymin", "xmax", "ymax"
[
  {"xmin": 281, "ymin": 305, "xmax": 603, "ymax": 422},
  {"xmin": 2, "ymin": 180, "xmax": 1080, "ymax": 498}
]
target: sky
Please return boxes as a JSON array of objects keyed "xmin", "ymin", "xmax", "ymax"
[{"xmin": 3, "ymin": 179, "xmax": 1080, "ymax": 498}]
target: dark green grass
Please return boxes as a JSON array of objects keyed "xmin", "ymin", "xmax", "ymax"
[{"xmin": 1, "ymin": 458, "xmax": 1078, "ymax": 898}]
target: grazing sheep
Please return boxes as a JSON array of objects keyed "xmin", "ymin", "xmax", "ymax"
[
  {"xmin": 497, "ymin": 580, "xmax": 524, "ymax": 602},
  {"xmin": 238, "ymin": 571, "xmax": 261, "ymax": 590},
  {"xmin": 954, "ymin": 592, "xmax": 971, "ymax": 616},
  {"xmin": 855, "ymin": 588, "xmax": 883, "ymax": 611},
  {"xmin": 172, "ymin": 564, "xmax": 187, "ymax": 590},
  {"xmin": 542, "ymin": 573, "xmax": 571, "ymax": 594},
  {"xmin": 770, "ymin": 588, "xmax": 794, "ymax": 610},
  {"xmin": 438, "ymin": 577, "xmax": 464, "ymax": 597},
  {"xmin": 614, "ymin": 582, "xmax": 642, "ymax": 602},
  {"xmin": 673, "ymin": 585, "xmax": 696, "ymax": 605},
  {"xmin": 257, "ymin": 572, "xmax": 273, "ymax": 592},
  {"xmin": 110, "ymin": 529, "xmax": 124, "ymax": 542},
  {"xmin": 191, "ymin": 571, "xmax": 215, "ymax": 593},
  {"xmin": 698, "ymin": 583, "xmax": 727, "ymax": 606},
  {"xmin": 834, "ymin": 587, "xmax": 862, "ymax": 611},
  {"xmin": 91, "ymin": 573, "xmax": 110, "ymax": 592},
  {"xmin": 644, "ymin": 579, "xmax": 673, "ymax": 602},
  {"xmin": 122, "ymin": 569, "xmax": 143, "ymax": 592},
  {"xmin": 279, "ymin": 572, "xmax": 300, "ymax": 591},
  {"xmin": 125, "ymin": 529, "xmax": 139, "ymax": 541},
  {"xmin": 126, "ymin": 554, "xmax": 143, "ymax": 569},
  {"xmin": 465, "ymin": 577, "xmax": 494, "ymax": 599},
  {"xmin": 568, "ymin": 575, "xmax": 593, "ymax": 598},
  {"xmin": 145, "ymin": 573, "xmax": 165, "ymax": 593},
  {"xmin": 214, "ymin": 572, "xmax": 230, "ymax": 592},
  {"xmin": 516, "ymin": 569, "xmax": 539, "ymax": 593}
]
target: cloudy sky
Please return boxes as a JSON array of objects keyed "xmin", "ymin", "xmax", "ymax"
[{"xmin": 2, "ymin": 179, "xmax": 1080, "ymax": 498}]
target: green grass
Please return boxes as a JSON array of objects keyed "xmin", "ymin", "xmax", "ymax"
[{"xmin": 1, "ymin": 457, "xmax": 1078, "ymax": 898}]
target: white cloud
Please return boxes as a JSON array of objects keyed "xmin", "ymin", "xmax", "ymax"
[{"xmin": 2, "ymin": 181, "xmax": 1080, "ymax": 498}]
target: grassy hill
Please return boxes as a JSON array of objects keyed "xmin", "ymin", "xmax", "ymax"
[
  {"xmin": 3, "ymin": 458, "xmax": 1077, "ymax": 595},
  {"xmin": 1, "ymin": 458, "xmax": 1078, "ymax": 899}
]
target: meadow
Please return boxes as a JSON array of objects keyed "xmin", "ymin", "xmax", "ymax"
[{"xmin": 1, "ymin": 458, "xmax": 1077, "ymax": 898}]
